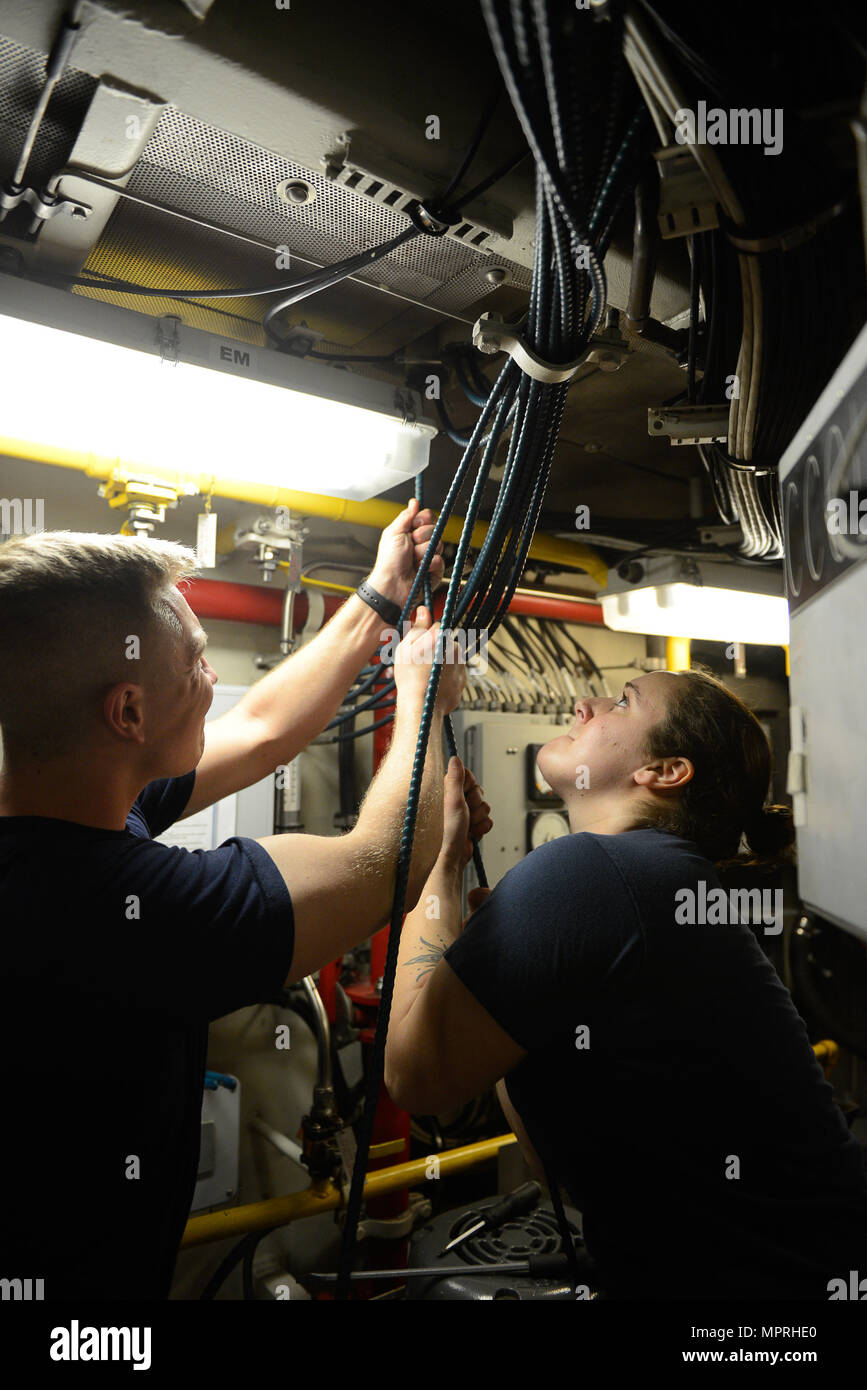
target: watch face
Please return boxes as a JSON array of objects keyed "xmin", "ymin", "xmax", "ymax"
[{"xmin": 528, "ymin": 810, "xmax": 570, "ymax": 850}]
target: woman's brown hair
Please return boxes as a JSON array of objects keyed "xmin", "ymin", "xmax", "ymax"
[{"xmin": 630, "ymin": 666, "xmax": 796, "ymax": 868}]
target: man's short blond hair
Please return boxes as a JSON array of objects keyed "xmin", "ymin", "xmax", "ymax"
[{"xmin": 0, "ymin": 532, "xmax": 198, "ymax": 761}]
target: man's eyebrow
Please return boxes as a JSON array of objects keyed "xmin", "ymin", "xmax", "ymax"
[
  {"xmin": 624, "ymin": 681, "xmax": 641, "ymax": 700},
  {"xmin": 188, "ymin": 629, "xmax": 208, "ymax": 662}
]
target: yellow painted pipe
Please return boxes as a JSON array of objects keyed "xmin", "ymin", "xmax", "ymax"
[
  {"xmin": 181, "ymin": 1132, "xmax": 517, "ymax": 1249},
  {"xmin": 298, "ymin": 573, "xmax": 357, "ymax": 595},
  {"xmin": 812, "ymin": 1039, "xmax": 838, "ymax": 1075},
  {"xmin": 783, "ymin": 645, "xmax": 790, "ymax": 676},
  {"xmin": 0, "ymin": 437, "xmax": 608, "ymax": 587},
  {"xmin": 665, "ymin": 635, "xmax": 691, "ymax": 671}
]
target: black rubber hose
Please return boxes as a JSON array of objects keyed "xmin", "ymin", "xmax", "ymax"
[{"xmin": 199, "ymin": 1229, "xmax": 274, "ymax": 1300}]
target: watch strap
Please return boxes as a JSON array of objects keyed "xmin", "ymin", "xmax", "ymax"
[{"xmin": 355, "ymin": 579, "xmax": 402, "ymax": 628}]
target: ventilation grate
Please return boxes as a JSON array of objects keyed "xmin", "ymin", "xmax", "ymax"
[{"xmin": 120, "ymin": 106, "xmax": 530, "ymax": 309}]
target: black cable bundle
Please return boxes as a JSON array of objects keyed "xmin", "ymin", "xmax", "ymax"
[
  {"xmin": 633, "ymin": 0, "xmax": 867, "ymax": 562},
  {"xmin": 332, "ymin": 0, "xmax": 649, "ymax": 1300}
]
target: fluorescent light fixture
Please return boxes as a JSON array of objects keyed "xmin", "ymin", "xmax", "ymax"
[
  {"xmin": 600, "ymin": 555, "xmax": 790, "ymax": 644},
  {"xmin": 0, "ymin": 273, "xmax": 436, "ymax": 501}
]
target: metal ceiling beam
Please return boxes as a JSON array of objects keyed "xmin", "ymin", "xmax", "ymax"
[
  {"xmin": 0, "ymin": 0, "xmax": 688, "ymax": 323},
  {"xmin": 0, "ymin": 0, "xmax": 537, "ymax": 263}
]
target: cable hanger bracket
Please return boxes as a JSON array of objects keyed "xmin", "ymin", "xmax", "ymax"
[
  {"xmin": 0, "ymin": 180, "xmax": 91, "ymax": 224},
  {"xmin": 473, "ymin": 312, "xmax": 622, "ymax": 382}
]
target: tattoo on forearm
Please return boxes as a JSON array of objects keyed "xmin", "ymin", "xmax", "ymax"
[{"xmin": 404, "ymin": 934, "xmax": 448, "ymax": 983}]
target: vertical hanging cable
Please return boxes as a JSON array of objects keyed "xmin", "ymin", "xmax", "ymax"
[{"xmin": 334, "ymin": 0, "xmax": 649, "ymax": 1299}]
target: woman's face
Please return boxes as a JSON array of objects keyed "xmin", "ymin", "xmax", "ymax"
[{"xmin": 536, "ymin": 670, "xmax": 684, "ymax": 810}]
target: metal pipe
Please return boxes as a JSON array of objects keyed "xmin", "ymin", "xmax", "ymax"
[
  {"xmin": 0, "ymin": 441, "xmax": 609, "ymax": 586},
  {"xmin": 301, "ymin": 976, "xmax": 333, "ymax": 1092},
  {"xmin": 626, "ymin": 170, "xmax": 659, "ymax": 329},
  {"xmin": 666, "ymin": 635, "xmax": 691, "ymax": 671},
  {"xmin": 249, "ymin": 1116, "xmax": 306, "ymax": 1169},
  {"xmin": 182, "ymin": 577, "xmax": 606, "ymax": 630},
  {"xmin": 181, "ymin": 1132, "xmax": 517, "ymax": 1248},
  {"xmin": 279, "ymin": 584, "xmax": 295, "ymax": 657},
  {"xmin": 10, "ymin": 12, "xmax": 81, "ymax": 190},
  {"xmin": 625, "ymin": 169, "xmax": 684, "ymax": 355}
]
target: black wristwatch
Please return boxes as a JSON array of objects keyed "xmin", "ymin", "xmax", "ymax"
[{"xmin": 355, "ymin": 578, "xmax": 402, "ymax": 628}]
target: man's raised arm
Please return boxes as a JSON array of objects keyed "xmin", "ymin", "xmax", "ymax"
[
  {"xmin": 255, "ymin": 607, "xmax": 465, "ymax": 982},
  {"xmin": 181, "ymin": 498, "xmax": 444, "ymax": 818}
]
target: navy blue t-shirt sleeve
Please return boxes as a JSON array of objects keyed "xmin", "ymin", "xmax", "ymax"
[
  {"xmin": 131, "ymin": 772, "xmax": 196, "ymax": 837},
  {"xmin": 96, "ymin": 832, "xmax": 295, "ymax": 1023},
  {"xmin": 443, "ymin": 834, "xmax": 644, "ymax": 1050}
]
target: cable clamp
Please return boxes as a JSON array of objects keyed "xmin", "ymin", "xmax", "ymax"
[
  {"xmin": 0, "ymin": 181, "xmax": 91, "ymax": 224},
  {"xmin": 472, "ymin": 313, "xmax": 589, "ymax": 383},
  {"xmin": 648, "ymin": 403, "xmax": 728, "ymax": 445},
  {"xmin": 405, "ymin": 199, "xmax": 460, "ymax": 236},
  {"xmin": 155, "ymin": 315, "xmax": 182, "ymax": 366},
  {"xmin": 393, "ymin": 385, "xmax": 418, "ymax": 425},
  {"xmin": 721, "ymin": 197, "xmax": 848, "ymax": 255}
]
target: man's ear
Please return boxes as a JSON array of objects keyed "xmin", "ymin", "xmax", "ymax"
[
  {"xmin": 633, "ymin": 757, "xmax": 694, "ymax": 792},
  {"xmin": 104, "ymin": 681, "xmax": 146, "ymax": 744}
]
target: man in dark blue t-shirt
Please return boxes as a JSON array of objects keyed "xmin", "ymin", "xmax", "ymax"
[
  {"xmin": 385, "ymin": 673, "xmax": 867, "ymax": 1299},
  {"xmin": 1, "ymin": 772, "xmax": 297, "ymax": 1299},
  {"xmin": 0, "ymin": 503, "xmax": 463, "ymax": 1299}
]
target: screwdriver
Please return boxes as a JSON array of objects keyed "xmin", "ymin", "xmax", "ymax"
[
  {"xmin": 308, "ymin": 1252, "xmax": 589, "ymax": 1284},
  {"xmin": 437, "ymin": 1180, "xmax": 541, "ymax": 1256}
]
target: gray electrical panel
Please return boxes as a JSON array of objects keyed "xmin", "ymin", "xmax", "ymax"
[
  {"xmin": 779, "ymin": 322, "xmax": 867, "ymax": 943},
  {"xmin": 449, "ymin": 710, "xmax": 574, "ymax": 912},
  {"xmin": 155, "ymin": 684, "xmax": 276, "ymax": 850}
]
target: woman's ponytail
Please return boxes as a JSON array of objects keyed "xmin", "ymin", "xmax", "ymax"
[
  {"xmin": 632, "ymin": 667, "xmax": 795, "ymax": 869},
  {"xmin": 742, "ymin": 802, "xmax": 796, "ymax": 865}
]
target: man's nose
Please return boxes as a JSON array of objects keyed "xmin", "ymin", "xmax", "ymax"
[
  {"xmin": 574, "ymin": 699, "xmax": 592, "ymax": 722},
  {"xmin": 203, "ymin": 658, "xmax": 218, "ymax": 686}
]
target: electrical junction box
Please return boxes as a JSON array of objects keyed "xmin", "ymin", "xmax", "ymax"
[
  {"xmin": 449, "ymin": 711, "xmax": 572, "ymax": 914},
  {"xmin": 191, "ymin": 1074, "xmax": 241, "ymax": 1213},
  {"xmin": 778, "ymin": 321, "xmax": 867, "ymax": 943},
  {"xmin": 156, "ymin": 685, "xmax": 276, "ymax": 850}
]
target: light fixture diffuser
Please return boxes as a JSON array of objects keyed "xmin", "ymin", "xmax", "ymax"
[
  {"xmin": 0, "ymin": 273, "xmax": 436, "ymax": 502},
  {"xmin": 600, "ymin": 555, "xmax": 790, "ymax": 644}
]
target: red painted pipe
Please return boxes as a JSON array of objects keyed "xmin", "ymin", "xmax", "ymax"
[
  {"xmin": 498, "ymin": 592, "xmax": 603, "ymax": 624},
  {"xmin": 184, "ymin": 577, "xmax": 603, "ymax": 629},
  {"xmin": 184, "ymin": 578, "xmax": 345, "ymax": 627}
]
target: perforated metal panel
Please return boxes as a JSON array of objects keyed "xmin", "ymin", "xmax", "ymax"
[
  {"xmin": 0, "ymin": 35, "xmax": 530, "ymax": 356},
  {"xmin": 74, "ymin": 103, "xmax": 530, "ymax": 347},
  {"xmin": 134, "ymin": 106, "xmax": 524, "ymax": 286}
]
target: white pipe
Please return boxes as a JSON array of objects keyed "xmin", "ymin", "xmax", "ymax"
[{"xmin": 250, "ymin": 1117, "xmax": 306, "ymax": 1169}]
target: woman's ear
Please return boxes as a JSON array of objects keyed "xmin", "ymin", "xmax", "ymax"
[{"xmin": 633, "ymin": 757, "xmax": 694, "ymax": 791}]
